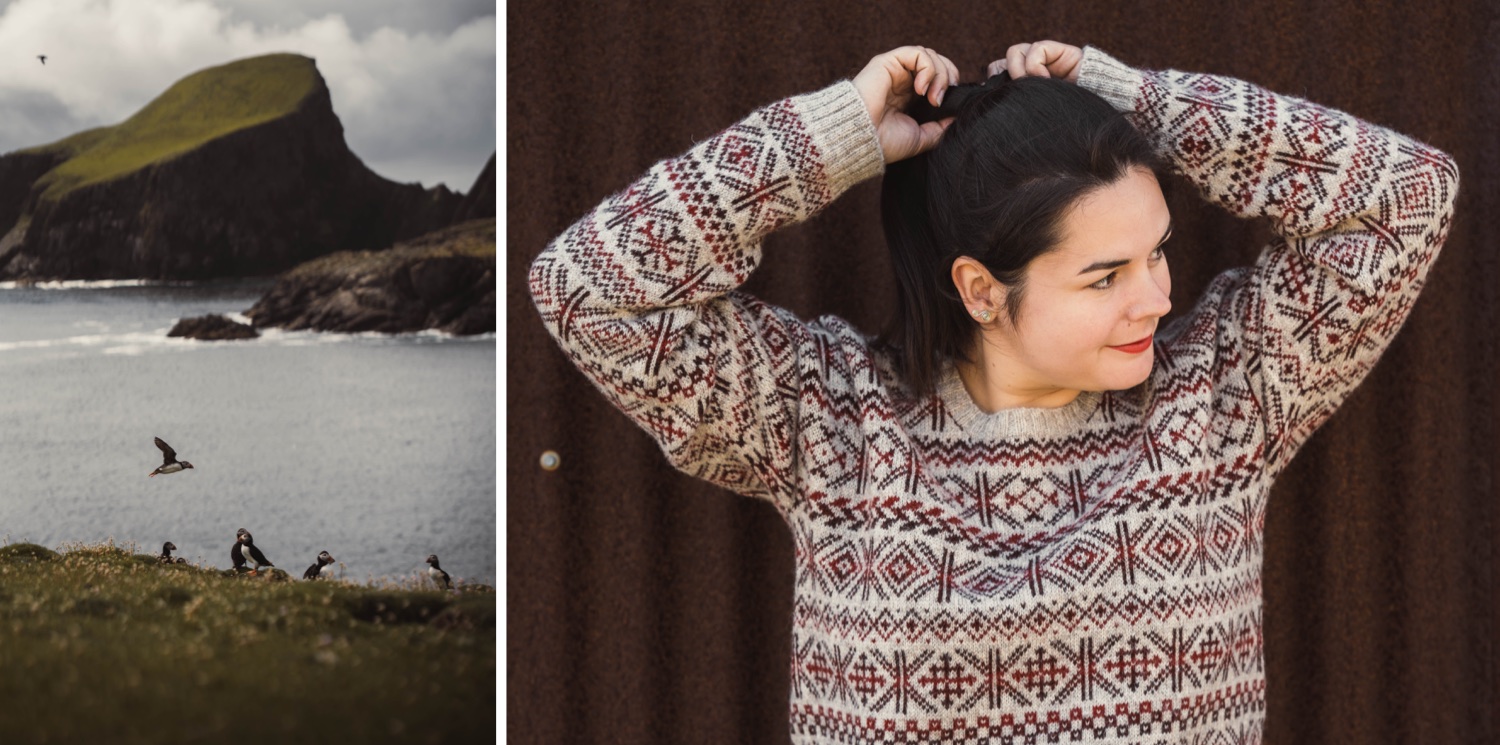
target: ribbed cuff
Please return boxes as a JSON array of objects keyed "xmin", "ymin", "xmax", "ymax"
[
  {"xmin": 792, "ymin": 80, "xmax": 885, "ymax": 199},
  {"xmin": 1078, "ymin": 46, "xmax": 1145, "ymax": 114}
]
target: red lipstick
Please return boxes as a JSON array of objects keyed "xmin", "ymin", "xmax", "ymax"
[{"xmin": 1109, "ymin": 335, "xmax": 1153, "ymax": 354}]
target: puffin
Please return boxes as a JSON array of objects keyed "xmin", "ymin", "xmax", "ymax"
[
  {"xmin": 303, "ymin": 551, "xmax": 336, "ymax": 580},
  {"xmin": 425, "ymin": 554, "xmax": 451, "ymax": 590},
  {"xmin": 148, "ymin": 437, "xmax": 194, "ymax": 477},
  {"xmin": 157, "ymin": 541, "xmax": 186, "ymax": 564},
  {"xmin": 231, "ymin": 528, "xmax": 274, "ymax": 575}
]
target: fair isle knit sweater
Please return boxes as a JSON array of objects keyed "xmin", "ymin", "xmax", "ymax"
[{"xmin": 529, "ymin": 47, "xmax": 1458, "ymax": 744}]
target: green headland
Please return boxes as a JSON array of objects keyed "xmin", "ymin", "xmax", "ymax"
[{"xmin": 21, "ymin": 54, "xmax": 320, "ymax": 202}]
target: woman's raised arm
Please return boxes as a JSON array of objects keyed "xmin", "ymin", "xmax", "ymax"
[
  {"xmin": 1040, "ymin": 43, "xmax": 1459, "ymax": 472},
  {"xmin": 529, "ymin": 48, "xmax": 957, "ymax": 507}
]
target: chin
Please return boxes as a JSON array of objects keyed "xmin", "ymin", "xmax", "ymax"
[{"xmin": 1098, "ymin": 355, "xmax": 1155, "ymax": 392}]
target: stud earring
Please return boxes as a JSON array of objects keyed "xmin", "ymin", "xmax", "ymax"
[{"xmin": 972, "ymin": 309, "xmax": 994, "ymax": 323}]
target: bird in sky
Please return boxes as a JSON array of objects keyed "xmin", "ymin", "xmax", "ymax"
[
  {"xmin": 148, "ymin": 436, "xmax": 195, "ymax": 477},
  {"xmin": 37, "ymin": 55, "xmax": 46, "ymax": 65}
]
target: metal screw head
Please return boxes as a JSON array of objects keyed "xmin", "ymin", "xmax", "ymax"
[{"xmin": 539, "ymin": 450, "xmax": 561, "ymax": 471}]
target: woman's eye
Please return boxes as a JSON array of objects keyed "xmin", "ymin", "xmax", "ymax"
[
  {"xmin": 1149, "ymin": 245, "xmax": 1166, "ymax": 262},
  {"xmin": 1089, "ymin": 273, "xmax": 1116, "ymax": 290}
]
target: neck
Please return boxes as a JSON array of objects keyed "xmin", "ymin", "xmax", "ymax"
[{"xmin": 956, "ymin": 336, "xmax": 1080, "ymax": 413}]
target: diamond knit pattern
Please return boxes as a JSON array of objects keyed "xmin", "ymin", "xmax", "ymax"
[{"xmin": 530, "ymin": 47, "xmax": 1458, "ymax": 744}]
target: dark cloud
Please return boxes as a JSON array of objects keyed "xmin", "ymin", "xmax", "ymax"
[{"xmin": 0, "ymin": 88, "xmax": 104, "ymax": 155}]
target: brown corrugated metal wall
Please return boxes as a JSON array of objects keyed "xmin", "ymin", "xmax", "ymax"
[{"xmin": 507, "ymin": 2, "xmax": 1498, "ymax": 742}]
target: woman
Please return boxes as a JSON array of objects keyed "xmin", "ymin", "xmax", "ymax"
[{"xmin": 530, "ymin": 40, "xmax": 1457, "ymax": 743}]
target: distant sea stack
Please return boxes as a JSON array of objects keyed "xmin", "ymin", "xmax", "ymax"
[
  {"xmin": 245, "ymin": 218, "xmax": 494, "ymax": 335},
  {"xmin": 0, "ymin": 53, "xmax": 461, "ymax": 281},
  {"xmin": 451, "ymin": 152, "xmax": 495, "ymax": 224}
]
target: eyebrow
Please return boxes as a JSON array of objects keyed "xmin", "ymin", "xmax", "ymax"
[{"xmin": 1076, "ymin": 221, "xmax": 1175, "ymax": 276}]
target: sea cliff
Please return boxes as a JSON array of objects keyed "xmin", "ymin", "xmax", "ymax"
[{"xmin": 0, "ymin": 54, "xmax": 460, "ymax": 281}]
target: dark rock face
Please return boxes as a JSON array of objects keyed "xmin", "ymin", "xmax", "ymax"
[
  {"xmin": 0, "ymin": 69, "xmax": 462, "ymax": 282},
  {"xmin": 451, "ymin": 152, "xmax": 495, "ymax": 223},
  {"xmin": 245, "ymin": 218, "xmax": 495, "ymax": 336},
  {"xmin": 167, "ymin": 314, "xmax": 260, "ymax": 340},
  {"xmin": 0, "ymin": 152, "xmax": 65, "ymax": 268}
]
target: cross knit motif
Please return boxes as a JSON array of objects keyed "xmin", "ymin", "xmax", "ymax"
[{"xmin": 529, "ymin": 47, "xmax": 1458, "ymax": 744}]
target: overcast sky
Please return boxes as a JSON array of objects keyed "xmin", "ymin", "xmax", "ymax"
[{"xmin": 0, "ymin": 0, "xmax": 495, "ymax": 191}]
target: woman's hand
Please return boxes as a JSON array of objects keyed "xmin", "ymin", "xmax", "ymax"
[
  {"xmin": 852, "ymin": 46, "xmax": 960, "ymax": 164},
  {"xmin": 986, "ymin": 41, "xmax": 1083, "ymax": 82}
]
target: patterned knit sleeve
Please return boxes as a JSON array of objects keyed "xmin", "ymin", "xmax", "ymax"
[
  {"xmin": 1078, "ymin": 47, "xmax": 1459, "ymax": 474},
  {"xmin": 528, "ymin": 81, "xmax": 885, "ymax": 507}
]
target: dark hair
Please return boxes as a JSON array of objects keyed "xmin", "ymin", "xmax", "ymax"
[{"xmin": 879, "ymin": 76, "xmax": 1165, "ymax": 395}]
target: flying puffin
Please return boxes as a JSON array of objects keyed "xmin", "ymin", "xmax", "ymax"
[
  {"xmin": 231, "ymin": 528, "xmax": 274, "ymax": 575},
  {"xmin": 303, "ymin": 551, "xmax": 336, "ymax": 580},
  {"xmin": 425, "ymin": 554, "xmax": 451, "ymax": 590},
  {"xmin": 157, "ymin": 541, "xmax": 186, "ymax": 564},
  {"xmin": 148, "ymin": 437, "xmax": 194, "ymax": 477}
]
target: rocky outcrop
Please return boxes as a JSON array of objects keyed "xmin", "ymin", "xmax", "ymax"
[
  {"xmin": 0, "ymin": 54, "xmax": 463, "ymax": 282},
  {"xmin": 167, "ymin": 314, "xmax": 260, "ymax": 340},
  {"xmin": 244, "ymin": 218, "xmax": 494, "ymax": 335}
]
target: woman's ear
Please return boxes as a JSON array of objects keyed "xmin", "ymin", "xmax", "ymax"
[{"xmin": 951, "ymin": 256, "xmax": 1007, "ymax": 324}]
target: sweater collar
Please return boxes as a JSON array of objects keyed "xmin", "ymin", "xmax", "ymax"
[{"xmin": 935, "ymin": 362, "xmax": 1104, "ymax": 438}]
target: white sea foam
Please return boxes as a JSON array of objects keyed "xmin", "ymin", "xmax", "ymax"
[
  {"xmin": 0, "ymin": 323, "xmax": 493, "ymax": 355},
  {"xmin": 0, "ymin": 333, "xmax": 128, "ymax": 353},
  {"xmin": 0, "ymin": 279, "xmax": 179, "ymax": 290}
]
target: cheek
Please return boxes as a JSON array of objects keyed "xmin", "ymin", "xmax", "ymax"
[{"xmin": 1033, "ymin": 302, "xmax": 1117, "ymax": 353}]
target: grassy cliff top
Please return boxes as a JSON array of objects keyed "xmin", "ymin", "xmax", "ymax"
[
  {"xmin": 23, "ymin": 54, "xmax": 323, "ymax": 202},
  {"xmin": 0, "ymin": 540, "xmax": 494, "ymax": 742}
]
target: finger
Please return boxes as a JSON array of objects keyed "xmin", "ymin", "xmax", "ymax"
[
  {"xmin": 1025, "ymin": 42, "xmax": 1054, "ymax": 78},
  {"xmin": 986, "ymin": 59, "xmax": 1004, "ymax": 78},
  {"xmin": 941, "ymin": 54, "xmax": 960, "ymax": 87},
  {"xmin": 883, "ymin": 45, "xmax": 928, "ymax": 94},
  {"xmin": 1007, "ymin": 44, "xmax": 1031, "ymax": 79},
  {"xmin": 919, "ymin": 48, "xmax": 937, "ymax": 102},
  {"xmin": 917, "ymin": 47, "xmax": 947, "ymax": 104},
  {"xmin": 928, "ymin": 51, "xmax": 959, "ymax": 103},
  {"xmin": 906, "ymin": 48, "xmax": 933, "ymax": 97},
  {"xmin": 913, "ymin": 66, "xmax": 931, "ymax": 100},
  {"xmin": 914, "ymin": 117, "xmax": 954, "ymax": 155},
  {"xmin": 922, "ymin": 48, "xmax": 949, "ymax": 105}
]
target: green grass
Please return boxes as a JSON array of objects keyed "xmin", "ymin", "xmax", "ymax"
[
  {"xmin": 22, "ymin": 54, "xmax": 320, "ymax": 202},
  {"xmin": 0, "ymin": 540, "xmax": 494, "ymax": 744}
]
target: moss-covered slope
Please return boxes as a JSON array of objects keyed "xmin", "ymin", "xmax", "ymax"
[{"xmin": 25, "ymin": 54, "xmax": 320, "ymax": 202}]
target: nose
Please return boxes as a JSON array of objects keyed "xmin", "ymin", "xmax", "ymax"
[{"xmin": 1128, "ymin": 268, "xmax": 1172, "ymax": 322}]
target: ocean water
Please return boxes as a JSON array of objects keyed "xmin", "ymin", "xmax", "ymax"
[{"xmin": 0, "ymin": 280, "xmax": 496, "ymax": 585}]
